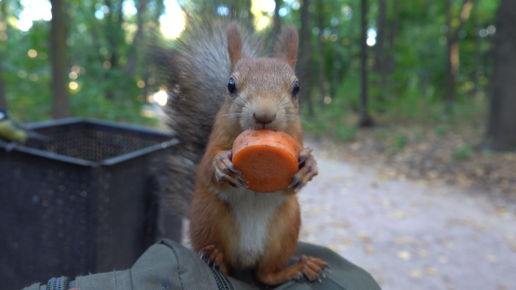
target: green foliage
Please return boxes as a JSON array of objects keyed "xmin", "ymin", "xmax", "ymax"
[
  {"xmin": 453, "ymin": 145, "xmax": 473, "ymax": 161},
  {"xmin": 336, "ymin": 124, "xmax": 357, "ymax": 142},
  {"xmin": 394, "ymin": 134, "xmax": 407, "ymax": 149},
  {"xmin": 0, "ymin": 0, "xmax": 502, "ymax": 131},
  {"xmin": 436, "ymin": 126, "xmax": 448, "ymax": 135},
  {"xmin": 290, "ymin": 0, "xmax": 499, "ymax": 134},
  {"xmin": 0, "ymin": 0, "xmax": 165, "ymax": 126}
]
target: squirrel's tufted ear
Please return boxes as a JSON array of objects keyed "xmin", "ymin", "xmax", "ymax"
[
  {"xmin": 226, "ymin": 22, "xmax": 243, "ymax": 64},
  {"xmin": 273, "ymin": 26, "xmax": 299, "ymax": 69}
]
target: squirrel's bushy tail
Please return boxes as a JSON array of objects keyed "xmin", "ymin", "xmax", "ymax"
[{"xmin": 153, "ymin": 19, "xmax": 265, "ymax": 217}]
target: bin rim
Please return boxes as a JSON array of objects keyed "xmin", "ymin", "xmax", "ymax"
[{"xmin": 0, "ymin": 117, "xmax": 179, "ymax": 167}]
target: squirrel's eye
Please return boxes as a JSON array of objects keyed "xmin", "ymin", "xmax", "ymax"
[
  {"xmin": 228, "ymin": 78, "xmax": 237, "ymax": 95},
  {"xmin": 292, "ymin": 81, "xmax": 300, "ymax": 98}
]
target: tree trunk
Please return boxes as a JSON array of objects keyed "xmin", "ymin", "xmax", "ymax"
[
  {"xmin": 105, "ymin": 0, "xmax": 123, "ymax": 70},
  {"xmin": 316, "ymin": 0, "xmax": 327, "ymax": 106},
  {"xmin": 297, "ymin": 0, "xmax": 314, "ymax": 117},
  {"xmin": 0, "ymin": 0, "xmax": 7, "ymax": 110},
  {"xmin": 445, "ymin": 0, "xmax": 473, "ymax": 111},
  {"xmin": 484, "ymin": 0, "xmax": 516, "ymax": 151},
  {"xmin": 445, "ymin": 0, "xmax": 455, "ymax": 110},
  {"xmin": 374, "ymin": 0, "xmax": 386, "ymax": 101},
  {"xmin": 359, "ymin": 0, "xmax": 373, "ymax": 127},
  {"xmin": 51, "ymin": 0, "xmax": 70, "ymax": 119},
  {"xmin": 331, "ymin": 29, "xmax": 339, "ymax": 97},
  {"xmin": 381, "ymin": 0, "xmax": 399, "ymax": 100},
  {"xmin": 271, "ymin": 0, "xmax": 282, "ymax": 45},
  {"xmin": 331, "ymin": 0, "xmax": 340, "ymax": 97},
  {"xmin": 346, "ymin": 0, "xmax": 356, "ymax": 74},
  {"xmin": 385, "ymin": 0, "xmax": 398, "ymax": 75},
  {"xmin": 124, "ymin": 0, "xmax": 148, "ymax": 75},
  {"xmin": 471, "ymin": 0, "xmax": 481, "ymax": 98},
  {"xmin": 229, "ymin": 0, "xmax": 236, "ymax": 19},
  {"xmin": 0, "ymin": 62, "xmax": 6, "ymax": 110},
  {"xmin": 105, "ymin": 0, "xmax": 125, "ymax": 99},
  {"xmin": 374, "ymin": 0, "xmax": 386, "ymax": 74},
  {"xmin": 245, "ymin": 0, "xmax": 254, "ymax": 32}
]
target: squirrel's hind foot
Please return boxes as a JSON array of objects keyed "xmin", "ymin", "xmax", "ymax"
[
  {"xmin": 256, "ymin": 254, "xmax": 329, "ymax": 285},
  {"xmin": 294, "ymin": 255, "xmax": 330, "ymax": 282},
  {"xmin": 199, "ymin": 244, "xmax": 229, "ymax": 275}
]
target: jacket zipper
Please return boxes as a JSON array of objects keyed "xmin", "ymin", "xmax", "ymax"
[{"xmin": 210, "ymin": 268, "xmax": 234, "ymax": 290}]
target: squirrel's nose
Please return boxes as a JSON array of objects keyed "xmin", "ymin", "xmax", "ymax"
[{"xmin": 253, "ymin": 113, "xmax": 276, "ymax": 125}]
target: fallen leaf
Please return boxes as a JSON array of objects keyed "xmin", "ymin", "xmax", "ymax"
[
  {"xmin": 410, "ymin": 270, "xmax": 422, "ymax": 279},
  {"xmin": 357, "ymin": 232, "xmax": 372, "ymax": 243},
  {"xmin": 424, "ymin": 266, "xmax": 438, "ymax": 276},
  {"xmin": 484, "ymin": 255, "xmax": 499, "ymax": 263},
  {"xmin": 438, "ymin": 256, "xmax": 448, "ymax": 264},
  {"xmin": 416, "ymin": 249, "xmax": 429, "ymax": 258},
  {"xmin": 364, "ymin": 245, "xmax": 375, "ymax": 254},
  {"xmin": 395, "ymin": 237, "xmax": 407, "ymax": 245},
  {"xmin": 445, "ymin": 242, "xmax": 455, "ymax": 250},
  {"xmin": 335, "ymin": 229, "xmax": 345, "ymax": 236},
  {"xmin": 397, "ymin": 251, "xmax": 411, "ymax": 261},
  {"xmin": 388, "ymin": 210, "xmax": 406, "ymax": 219},
  {"xmin": 496, "ymin": 208, "xmax": 509, "ymax": 217}
]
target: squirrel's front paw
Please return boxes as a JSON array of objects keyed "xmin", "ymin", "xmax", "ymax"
[
  {"xmin": 214, "ymin": 150, "xmax": 249, "ymax": 188},
  {"xmin": 288, "ymin": 147, "xmax": 318, "ymax": 192}
]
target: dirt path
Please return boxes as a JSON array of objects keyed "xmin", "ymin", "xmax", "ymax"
[{"xmin": 299, "ymin": 144, "xmax": 516, "ymax": 290}]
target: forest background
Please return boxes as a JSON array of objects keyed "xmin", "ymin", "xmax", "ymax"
[{"xmin": 1, "ymin": 0, "xmax": 515, "ymax": 197}]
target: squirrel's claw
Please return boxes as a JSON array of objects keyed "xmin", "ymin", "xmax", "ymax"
[
  {"xmin": 289, "ymin": 147, "xmax": 318, "ymax": 192},
  {"xmin": 198, "ymin": 245, "xmax": 228, "ymax": 275},
  {"xmin": 295, "ymin": 255, "xmax": 329, "ymax": 283},
  {"xmin": 214, "ymin": 150, "xmax": 249, "ymax": 188}
]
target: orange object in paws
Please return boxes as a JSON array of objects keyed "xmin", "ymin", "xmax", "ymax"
[{"xmin": 232, "ymin": 129, "xmax": 300, "ymax": 193}]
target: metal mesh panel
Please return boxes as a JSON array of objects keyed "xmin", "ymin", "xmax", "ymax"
[
  {"xmin": 24, "ymin": 122, "xmax": 165, "ymax": 162},
  {"xmin": 0, "ymin": 118, "xmax": 181, "ymax": 290}
]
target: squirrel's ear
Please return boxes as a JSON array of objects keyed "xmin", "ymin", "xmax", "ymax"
[
  {"xmin": 273, "ymin": 25, "xmax": 299, "ymax": 69},
  {"xmin": 226, "ymin": 22, "xmax": 243, "ymax": 64}
]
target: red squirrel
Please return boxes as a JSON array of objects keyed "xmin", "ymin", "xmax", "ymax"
[{"xmin": 187, "ymin": 22, "xmax": 328, "ymax": 285}]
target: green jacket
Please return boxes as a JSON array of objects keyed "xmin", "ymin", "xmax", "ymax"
[{"xmin": 23, "ymin": 239, "xmax": 381, "ymax": 290}]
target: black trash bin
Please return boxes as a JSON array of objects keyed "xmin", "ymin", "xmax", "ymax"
[{"xmin": 0, "ymin": 118, "xmax": 181, "ymax": 290}]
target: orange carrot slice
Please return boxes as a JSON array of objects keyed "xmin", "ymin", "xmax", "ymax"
[{"xmin": 232, "ymin": 129, "xmax": 300, "ymax": 193}]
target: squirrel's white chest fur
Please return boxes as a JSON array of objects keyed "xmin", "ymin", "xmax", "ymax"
[{"xmin": 215, "ymin": 187, "xmax": 288, "ymax": 268}]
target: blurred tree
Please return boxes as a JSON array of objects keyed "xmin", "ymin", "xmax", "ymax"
[
  {"xmin": 124, "ymin": 0, "xmax": 148, "ymax": 75},
  {"xmin": 346, "ymin": 0, "xmax": 356, "ymax": 74},
  {"xmin": 271, "ymin": 0, "xmax": 282, "ymax": 45},
  {"xmin": 0, "ymin": 0, "xmax": 7, "ymax": 109},
  {"xmin": 0, "ymin": 0, "xmax": 502, "ymax": 129},
  {"xmin": 471, "ymin": 0, "xmax": 481, "ymax": 98},
  {"xmin": 484, "ymin": 0, "xmax": 516, "ymax": 151},
  {"xmin": 51, "ymin": 0, "xmax": 70, "ymax": 118},
  {"xmin": 297, "ymin": 0, "xmax": 314, "ymax": 117},
  {"xmin": 373, "ymin": 0, "xmax": 386, "ymax": 100},
  {"xmin": 359, "ymin": 0, "xmax": 373, "ymax": 127},
  {"xmin": 104, "ymin": 0, "xmax": 125, "ymax": 100},
  {"xmin": 245, "ymin": 0, "xmax": 254, "ymax": 32},
  {"xmin": 445, "ymin": 0, "xmax": 472, "ymax": 111},
  {"xmin": 331, "ymin": 0, "xmax": 340, "ymax": 97},
  {"xmin": 315, "ymin": 0, "xmax": 327, "ymax": 105}
]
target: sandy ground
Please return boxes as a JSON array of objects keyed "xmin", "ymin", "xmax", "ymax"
[
  {"xmin": 182, "ymin": 144, "xmax": 516, "ymax": 290},
  {"xmin": 296, "ymin": 145, "xmax": 516, "ymax": 290}
]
